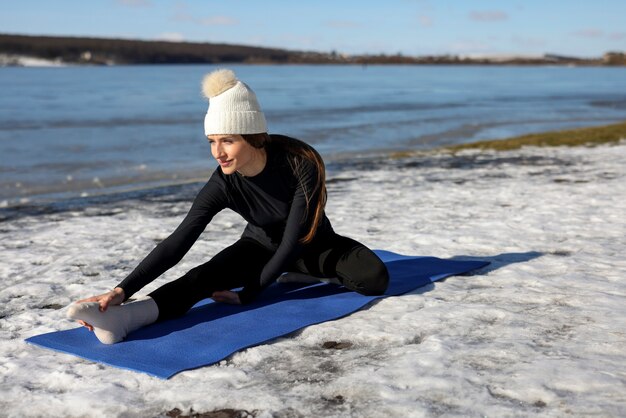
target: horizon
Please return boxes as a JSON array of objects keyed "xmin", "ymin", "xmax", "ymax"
[
  {"xmin": 1, "ymin": 32, "xmax": 616, "ymax": 60},
  {"xmin": 1, "ymin": 0, "xmax": 625, "ymax": 58}
]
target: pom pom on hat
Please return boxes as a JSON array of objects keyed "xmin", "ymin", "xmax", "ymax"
[
  {"xmin": 201, "ymin": 68, "xmax": 267, "ymax": 136},
  {"xmin": 202, "ymin": 69, "xmax": 238, "ymax": 99}
]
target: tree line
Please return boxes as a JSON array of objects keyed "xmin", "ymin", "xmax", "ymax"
[{"xmin": 1, "ymin": 33, "xmax": 623, "ymax": 66}]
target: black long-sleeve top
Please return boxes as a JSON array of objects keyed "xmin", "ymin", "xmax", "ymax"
[{"xmin": 116, "ymin": 135, "xmax": 333, "ymax": 304}]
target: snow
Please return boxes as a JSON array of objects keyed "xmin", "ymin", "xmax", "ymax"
[
  {"xmin": 0, "ymin": 54, "xmax": 67, "ymax": 67},
  {"xmin": 1, "ymin": 142, "xmax": 625, "ymax": 417}
]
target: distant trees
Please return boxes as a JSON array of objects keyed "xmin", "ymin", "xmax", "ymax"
[
  {"xmin": 1, "ymin": 33, "xmax": 623, "ymax": 66},
  {"xmin": 603, "ymin": 52, "xmax": 626, "ymax": 65},
  {"xmin": 0, "ymin": 34, "xmax": 292, "ymax": 65}
]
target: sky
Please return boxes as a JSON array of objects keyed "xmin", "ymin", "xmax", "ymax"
[{"xmin": 1, "ymin": 0, "xmax": 625, "ymax": 58}]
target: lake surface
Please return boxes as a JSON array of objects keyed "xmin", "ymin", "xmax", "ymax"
[{"xmin": 1, "ymin": 64, "xmax": 625, "ymax": 205}]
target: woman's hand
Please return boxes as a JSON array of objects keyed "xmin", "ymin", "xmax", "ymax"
[
  {"xmin": 74, "ymin": 287, "xmax": 125, "ymax": 331},
  {"xmin": 211, "ymin": 290, "xmax": 241, "ymax": 305}
]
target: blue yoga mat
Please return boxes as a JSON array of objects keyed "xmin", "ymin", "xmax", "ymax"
[{"xmin": 26, "ymin": 251, "xmax": 488, "ymax": 379}]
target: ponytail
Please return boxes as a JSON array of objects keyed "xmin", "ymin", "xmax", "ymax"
[{"xmin": 241, "ymin": 133, "xmax": 327, "ymax": 244}]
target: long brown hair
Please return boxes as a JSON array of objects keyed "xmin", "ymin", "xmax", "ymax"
[{"xmin": 242, "ymin": 133, "xmax": 327, "ymax": 244}]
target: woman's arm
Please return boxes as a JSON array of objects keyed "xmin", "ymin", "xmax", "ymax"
[
  {"xmin": 70, "ymin": 172, "xmax": 225, "ymax": 330},
  {"xmin": 115, "ymin": 173, "xmax": 228, "ymax": 300}
]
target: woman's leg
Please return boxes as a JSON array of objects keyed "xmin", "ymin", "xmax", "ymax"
[
  {"xmin": 149, "ymin": 238, "xmax": 273, "ymax": 321},
  {"xmin": 294, "ymin": 234, "xmax": 389, "ymax": 296},
  {"xmin": 68, "ymin": 238, "xmax": 272, "ymax": 344}
]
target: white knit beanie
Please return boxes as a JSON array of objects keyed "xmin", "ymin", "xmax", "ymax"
[{"xmin": 202, "ymin": 69, "xmax": 267, "ymax": 136}]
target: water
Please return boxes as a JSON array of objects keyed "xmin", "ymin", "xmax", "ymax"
[{"xmin": 1, "ymin": 64, "xmax": 625, "ymax": 205}]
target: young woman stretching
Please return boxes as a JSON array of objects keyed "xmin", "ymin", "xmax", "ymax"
[{"xmin": 68, "ymin": 69, "xmax": 389, "ymax": 344}]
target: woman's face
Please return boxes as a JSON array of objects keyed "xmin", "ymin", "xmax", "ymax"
[{"xmin": 207, "ymin": 134, "xmax": 263, "ymax": 176}]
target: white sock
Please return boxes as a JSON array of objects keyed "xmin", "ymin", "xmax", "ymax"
[{"xmin": 67, "ymin": 296, "xmax": 159, "ymax": 345}]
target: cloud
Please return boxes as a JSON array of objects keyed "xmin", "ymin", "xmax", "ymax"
[
  {"xmin": 572, "ymin": 29, "xmax": 626, "ymax": 41},
  {"xmin": 156, "ymin": 32, "xmax": 185, "ymax": 42},
  {"xmin": 172, "ymin": 2, "xmax": 237, "ymax": 26},
  {"xmin": 418, "ymin": 15, "xmax": 433, "ymax": 27},
  {"xmin": 173, "ymin": 11, "xmax": 238, "ymax": 26},
  {"xmin": 469, "ymin": 11, "xmax": 508, "ymax": 22},
  {"xmin": 511, "ymin": 35, "xmax": 546, "ymax": 48},
  {"xmin": 573, "ymin": 29, "xmax": 604, "ymax": 38},
  {"xmin": 609, "ymin": 32, "xmax": 626, "ymax": 41},
  {"xmin": 325, "ymin": 20, "xmax": 361, "ymax": 29},
  {"xmin": 116, "ymin": 0, "xmax": 151, "ymax": 7},
  {"xmin": 197, "ymin": 16, "xmax": 238, "ymax": 26}
]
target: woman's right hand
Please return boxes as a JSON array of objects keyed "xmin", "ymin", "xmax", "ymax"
[{"xmin": 73, "ymin": 287, "xmax": 125, "ymax": 331}]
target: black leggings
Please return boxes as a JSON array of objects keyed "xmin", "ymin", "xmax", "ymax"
[{"xmin": 149, "ymin": 234, "xmax": 389, "ymax": 321}]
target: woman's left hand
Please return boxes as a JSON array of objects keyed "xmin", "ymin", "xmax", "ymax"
[{"xmin": 211, "ymin": 290, "xmax": 241, "ymax": 305}]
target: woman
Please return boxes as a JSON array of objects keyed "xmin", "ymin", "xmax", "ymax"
[{"xmin": 68, "ymin": 69, "xmax": 389, "ymax": 344}]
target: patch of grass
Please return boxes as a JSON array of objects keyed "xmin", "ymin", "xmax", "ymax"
[{"xmin": 445, "ymin": 121, "xmax": 626, "ymax": 152}]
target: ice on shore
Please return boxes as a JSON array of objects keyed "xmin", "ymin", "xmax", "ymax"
[
  {"xmin": 0, "ymin": 142, "xmax": 625, "ymax": 417},
  {"xmin": 0, "ymin": 54, "xmax": 67, "ymax": 67}
]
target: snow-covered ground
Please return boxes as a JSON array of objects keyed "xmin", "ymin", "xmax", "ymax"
[
  {"xmin": 1, "ymin": 142, "xmax": 625, "ymax": 417},
  {"xmin": 0, "ymin": 54, "xmax": 67, "ymax": 67}
]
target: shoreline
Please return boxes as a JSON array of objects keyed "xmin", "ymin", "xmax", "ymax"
[
  {"xmin": 389, "ymin": 120, "xmax": 626, "ymax": 159},
  {"xmin": 444, "ymin": 120, "xmax": 626, "ymax": 151},
  {"xmin": 2, "ymin": 120, "xmax": 625, "ymax": 219}
]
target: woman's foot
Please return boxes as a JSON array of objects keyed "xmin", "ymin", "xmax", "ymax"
[{"xmin": 67, "ymin": 296, "xmax": 159, "ymax": 344}]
